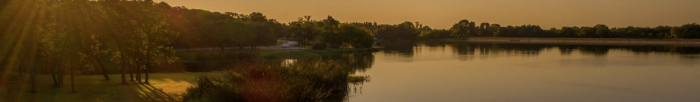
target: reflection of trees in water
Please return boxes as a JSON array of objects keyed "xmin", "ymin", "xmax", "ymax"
[
  {"xmin": 449, "ymin": 43, "xmax": 554, "ymax": 55},
  {"xmin": 557, "ymin": 45, "xmax": 700, "ymax": 56},
  {"xmin": 573, "ymin": 46, "xmax": 611, "ymax": 56},
  {"xmin": 291, "ymin": 53, "xmax": 375, "ymax": 73},
  {"xmin": 382, "ymin": 41, "xmax": 700, "ymax": 57},
  {"xmin": 622, "ymin": 46, "xmax": 700, "ymax": 55},
  {"xmin": 418, "ymin": 42, "xmax": 555, "ymax": 56},
  {"xmin": 381, "ymin": 40, "xmax": 418, "ymax": 57}
]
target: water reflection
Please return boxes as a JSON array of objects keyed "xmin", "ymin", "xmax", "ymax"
[
  {"xmin": 381, "ymin": 40, "xmax": 419, "ymax": 57},
  {"xmin": 271, "ymin": 42, "xmax": 700, "ymax": 101},
  {"xmin": 354, "ymin": 42, "xmax": 700, "ymax": 102},
  {"xmin": 385, "ymin": 41, "xmax": 700, "ymax": 57}
]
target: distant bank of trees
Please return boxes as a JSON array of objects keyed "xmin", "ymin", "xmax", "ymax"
[
  {"xmin": 427, "ymin": 19, "xmax": 700, "ymax": 39},
  {"xmin": 289, "ymin": 16, "xmax": 374, "ymax": 49},
  {"xmin": 346, "ymin": 20, "xmax": 700, "ymax": 40}
]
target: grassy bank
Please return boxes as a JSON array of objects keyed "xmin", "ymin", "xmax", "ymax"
[
  {"xmin": 261, "ymin": 48, "xmax": 380, "ymax": 59},
  {"xmin": 2, "ymin": 72, "xmax": 224, "ymax": 102},
  {"xmin": 176, "ymin": 48, "xmax": 380, "ymax": 61}
]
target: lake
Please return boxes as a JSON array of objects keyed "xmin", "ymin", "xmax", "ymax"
[{"xmin": 342, "ymin": 42, "xmax": 700, "ymax": 102}]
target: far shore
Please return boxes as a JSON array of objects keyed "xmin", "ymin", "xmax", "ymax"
[{"xmin": 439, "ymin": 37, "xmax": 700, "ymax": 47}]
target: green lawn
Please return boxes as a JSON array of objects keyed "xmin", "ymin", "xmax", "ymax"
[{"xmin": 2, "ymin": 72, "xmax": 224, "ymax": 102}]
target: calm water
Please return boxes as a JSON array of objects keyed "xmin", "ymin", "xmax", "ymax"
[{"xmin": 344, "ymin": 42, "xmax": 700, "ymax": 102}]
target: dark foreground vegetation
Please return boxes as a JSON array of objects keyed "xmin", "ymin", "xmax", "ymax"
[
  {"xmin": 1, "ymin": 0, "xmax": 375, "ymax": 101},
  {"xmin": 182, "ymin": 55, "xmax": 372, "ymax": 101},
  {"xmin": 1, "ymin": 0, "xmax": 374, "ymax": 95}
]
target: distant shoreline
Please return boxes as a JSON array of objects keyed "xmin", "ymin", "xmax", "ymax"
[{"xmin": 441, "ymin": 37, "xmax": 700, "ymax": 47}]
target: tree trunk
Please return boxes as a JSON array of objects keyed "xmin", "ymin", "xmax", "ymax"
[
  {"xmin": 47, "ymin": 56, "xmax": 58, "ymax": 87},
  {"xmin": 136, "ymin": 63, "xmax": 141, "ymax": 83},
  {"xmin": 26, "ymin": 40, "xmax": 38, "ymax": 92},
  {"xmin": 111, "ymin": 34, "xmax": 128, "ymax": 84},
  {"xmin": 70, "ymin": 66, "xmax": 75, "ymax": 93},
  {"xmin": 120, "ymin": 54, "xmax": 127, "ymax": 84},
  {"xmin": 58, "ymin": 64, "xmax": 64, "ymax": 87},
  {"xmin": 93, "ymin": 56, "xmax": 109, "ymax": 80},
  {"xmin": 51, "ymin": 65, "xmax": 58, "ymax": 87},
  {"xmin": 144, "ymin": 64, "xmax": 149, "ymax": 84},
  {"xmin": 145, "ymin": 52, "xmax": 150, "ymax": 84},
  {"xmin": 129, "ymin": 61, "xmax": 134, "ymax": 82},
  {"xmin": 30, "ymin": 59, "xmax": 36, "ymax": 93},
  {"xmin": 145, "ymin": 44, "xmax": 151, "ymax": 84}
]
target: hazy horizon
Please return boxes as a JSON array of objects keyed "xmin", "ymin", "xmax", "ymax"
[{"xmin": 155, "ymin": 0, "xmax": 700, "ymax": 29}]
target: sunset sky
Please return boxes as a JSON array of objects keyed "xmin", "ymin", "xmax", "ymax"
[{"xmin": 156, "ymin": 0, "xmax": 700, "ymax": 29}]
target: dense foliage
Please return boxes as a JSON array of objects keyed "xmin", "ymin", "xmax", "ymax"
[
  {"xmin": 0, "ymin": 0, "xmax": 280, "ymax": 93},
  {"xmin": 422, "ymin": 19, "xmax": 700, "ymax": 39},
  {"xmin": 1, "ymin": 0, "xmax": 186, "ymax": 92},
  {"xmin": 345, "ymin": 19, "xmax": 700, "ymax": 40},
  {"xmin": 183, "ymin": 54, "xmax": 373, "ymax": 102},
  {"xmin": 289, "ymin": 16, "xmax": 375, "ymax": 49},
  {"xmin": 166, "ymin": 9, "xmax": 283, "ymax": 50}
]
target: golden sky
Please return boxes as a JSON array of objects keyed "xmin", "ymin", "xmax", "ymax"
[{"xmin": 156, "ymin": 0, "xmax": 700, "ymax": 29}]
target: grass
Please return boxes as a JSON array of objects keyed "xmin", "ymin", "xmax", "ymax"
[
  {"xmin": 175, "ymin": 48, "xmax": 379, "ymax": 61},
  {"xmin": 1, "ymin": 72, "xmax": 224, "ymax": 102},
  {"xmin": 261, "ymin": 48, "xmax": 380, "ymax": 59}
]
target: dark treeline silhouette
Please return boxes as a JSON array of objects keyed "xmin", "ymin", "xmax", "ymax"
[
  {"xmin": 440, "ymin": 19, "xmax": 700, "ymax": 39},
  {"xmin": 165, "ymin": 8, "xmax": 283, "ymax": 50},
  {"xmin": 289, "ymin": 16, "xmax": 374, "ymax": 49},
  {"xmin": 348, "ymin": 21, "xmax": 428, "ymax": 40},
  {"xmin": 346, "ymin": 20, "xmax": 700, "ymax": 40}
]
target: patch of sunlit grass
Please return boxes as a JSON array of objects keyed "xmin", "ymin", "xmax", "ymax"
[{"xmin": 2, "ymin": 72, "xmax": 223, "ymax": 102}]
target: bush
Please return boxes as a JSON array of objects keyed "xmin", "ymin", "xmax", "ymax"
[
  {"xmin": 182, "ymin": 77, "xmax": 245, "ymax": 102},
  {"xmin": 312, "ymin": 43, "xmax": 327, "ymax": 49},
  {"xmin": 182, "ymin": 60, "xmax": 369, "ymax": 102}
]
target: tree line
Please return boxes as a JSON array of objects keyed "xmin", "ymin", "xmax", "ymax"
[
  {"xmin": 432, "ymin": 19, "xmax": 700, "ymax": 39},
  {"xmin": 166, "ymin": 8, "xmax": 283, "ymax": 50},
  {"xmin": 343, "ymin": 20, "xmax": 700, "ymax": 40},
  {"xmin": 288, "ymin": 16, "xmax": 374, "ymax": 49}
]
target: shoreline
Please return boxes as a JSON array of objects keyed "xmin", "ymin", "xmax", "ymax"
[{"xmin": 440, "ymin": 37, "xmax": 700, "ymax": 47}]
